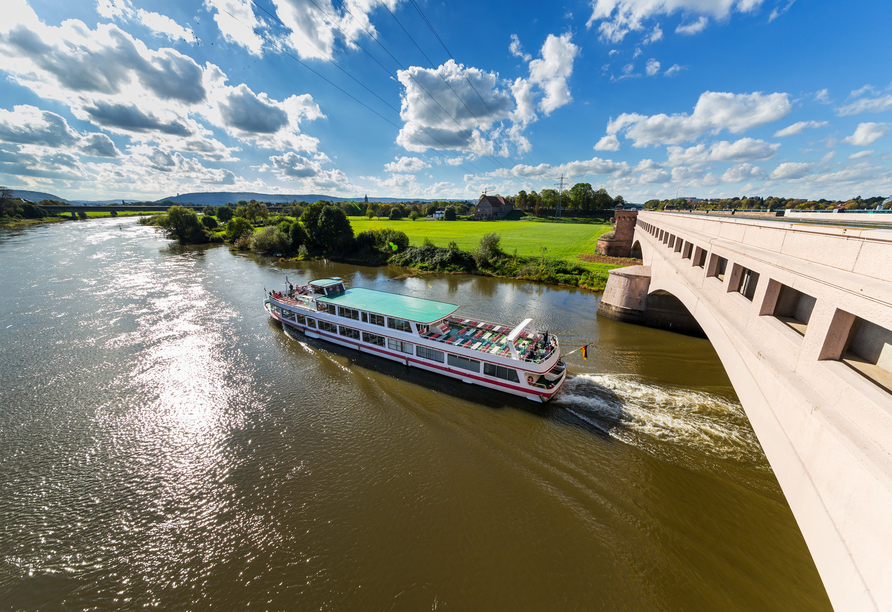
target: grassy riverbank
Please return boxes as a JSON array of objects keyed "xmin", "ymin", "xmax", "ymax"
[{"xmin": 349, "ymin": 218, "xmax": 611, "ymax": 263}]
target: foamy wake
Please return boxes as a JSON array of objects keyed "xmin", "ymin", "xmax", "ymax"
[{"xmin": 556, "ymin": 373, "xmax": 764, "ymax": 463}]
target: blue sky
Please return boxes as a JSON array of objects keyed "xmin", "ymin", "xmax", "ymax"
[{"xmin": 1, "ymin": 0, "xmax": 890, "ymax": 202}]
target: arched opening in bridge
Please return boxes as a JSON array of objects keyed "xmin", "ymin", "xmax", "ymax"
[
  {"xmin": 630, "ymin": 240, "xmax": 642, "ymax": 260},
  {"xmin": 645, "ymin": 290, "xmax": 705, "ymax": 337}
]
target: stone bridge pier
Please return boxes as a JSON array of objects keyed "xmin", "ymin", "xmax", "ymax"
[{"xmin": 598, "ymin": 211, "xmax": 892, "ymax": 612}]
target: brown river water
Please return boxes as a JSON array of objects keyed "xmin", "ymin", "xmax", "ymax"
[{"xmin": 0, "ymin": 218, "xmax": 831, "ymax": 610}]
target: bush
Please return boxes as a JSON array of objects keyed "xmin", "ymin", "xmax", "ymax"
[
  {"xmin": 354, "ymin": 230, "xmax": 378, "ymax": 253},
  {"xmin": 378, "ymin": 228, "xmax": 409, "ymax": 252},
  {"xmin": 474, "ymin": 232, "xmax": 502, "ymax": 267},
  {"xmin": 389, "ymin": 245, "xmax": 476, "ymax": 273},
  {"xmin": 251, "ymin": 226, "xmax": 292, "ymax": 254},
  {"xmin": 202, "ymin": 215, "xmax": 218, "ymax": 229},
  {"xmin": 225, "ymin": 217, "xmax": 254, "ymax": 241}
]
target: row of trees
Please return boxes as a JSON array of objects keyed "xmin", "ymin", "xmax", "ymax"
[
  {"xmin": 512, "ymin": 184, "xmax": 622, "ymax": 215},
  {"xmin": 644, "ymin": 194, "xmax": 890, "ymax": 211}
]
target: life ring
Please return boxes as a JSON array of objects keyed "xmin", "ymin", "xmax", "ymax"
[{"xmin": 526, "ymin": 375, "xmax": 534, "ymax": 385}]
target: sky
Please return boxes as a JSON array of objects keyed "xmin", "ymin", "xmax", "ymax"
[{"xmin": 0, "ymin": 0, "xmax": 891, "ymax": 202}]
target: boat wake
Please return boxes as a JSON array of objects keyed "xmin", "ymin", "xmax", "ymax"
[{"xmin": 555, "ymin": 373, "xmax": 765, "ymax": 464}]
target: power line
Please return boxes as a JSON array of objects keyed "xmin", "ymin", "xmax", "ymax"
[
  {"xmin": 374, "ymin": 0, "xmax": 509, "ymax": 171},
  {"xmin": 209, "ymin": 0, "xmax": 482, "ymax": 176}
]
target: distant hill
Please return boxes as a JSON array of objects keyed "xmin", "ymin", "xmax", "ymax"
[
  {"xmin": 11, "ymin": 190, "xmax": 71, "ymax": 203},
  {"xmin": 155, "ymin": 192, "xmax": 464, "ymax": 206}
]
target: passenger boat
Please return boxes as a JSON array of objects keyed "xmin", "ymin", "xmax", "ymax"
[{"xmin": 264, "ymin": 278, "xmax": 567, "ymax": 402}]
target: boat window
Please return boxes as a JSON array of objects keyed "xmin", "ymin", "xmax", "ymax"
[
  {"xmin": 368, "ymin": 313, "xmax": 385, "ymax": 327},
  {"xmin": 361, "ymin": 312, "xmax": 368, "ymax": 323},
  {"xmin": 306, "ymin": 318, "xmax": 316, "ymax": 328},
  {"xmin": 282, "ymin": 310, "xmax": 296, "ymax": 321},
  {"xmin": 314, "ymin": 286, "xmax": 326, "ymax": 295},
  {"xmin": 362, "ymin": 332, "xmax": 385, "ymax": 347},
  {"xmin": 447, "ymin": 354, "xmax": 480, "ymax": 372},
  {"xmin": 296, "ymin": 314, "xmax": 306, "ymax": 325},
  {"xmin": 387, "ymin": 317, "xmax": 412, "ymax": 333},
  {"xmin": 339, "ymin": 326, "xmax": 360, "ymax": 339},
  {"xmin": 318, "ymin": 303, "xmax": 335, "ymax": 314},
  {"xmin": 318, "ymin": 321, "xmax": 337, "ymax": 333},
  {"xmin": 338, "ymin": 306, "xmax": 359, "ymax": 320},
  {"xmin": 416, "ymin": 346, "xmax": 445, "ymax": 363},
  {"xmin": 387, "ymin": 339, "xmax": 413, "ymax": 354},
  {"xmin": 484, "ymin": 363, "xmax": 520, "ymax": 382}
]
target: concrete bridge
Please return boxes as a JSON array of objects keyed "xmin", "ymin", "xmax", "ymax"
[{"xmin": 598, "ymin": 211, "xmax": 892, "ymax": 611}]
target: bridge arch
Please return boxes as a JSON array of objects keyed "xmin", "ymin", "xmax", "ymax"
[{"xmin": 630, "ymin": 240, "xmax": 642, "ymax": 260}]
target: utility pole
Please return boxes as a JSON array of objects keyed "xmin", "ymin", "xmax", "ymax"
[{"xmin": 555, "ymin": 174, "xmax": 565, "ymax": 219}]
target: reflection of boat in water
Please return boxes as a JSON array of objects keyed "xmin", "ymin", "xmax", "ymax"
[{"xmin": 265, "ymin": 277, "xmax": 567, "ymax": 402}]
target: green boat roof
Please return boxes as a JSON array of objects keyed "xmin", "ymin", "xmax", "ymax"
[
  {"xmin": 309, "ymin": 278, "xmax": 344, "ymax": 288},
  {"xmin": 317, "ymin": 287, "xmax": 459, "ymax": 323}
]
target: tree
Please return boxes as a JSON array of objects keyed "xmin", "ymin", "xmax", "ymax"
[
  {"xmin": 216, "ymin": 206, "xmax": 234, "ymax": 223},
  {"xmin": 515, "ymin": 190, "xmax": 528, "ymax": 211},
  {"xmin": 245, "ymin": 200, "xmax": 268, "ymax": 223},
  {"xmin": 225, "ymin": 216, "xmax": 254, "ymax": 241},
  {"xmin": 541, "ymin": 189, "xmax": 559, "ymax": 210},
  {"xmin": 389, "ymin": 207, "xmax": 403, "ymax": 220},
  {"xmin": 202, "ymin": 215, "xmax": 218, "ymax": 229},
  {"xmin": 409, "ymin": 210, "xmax": 420, "ymax": 220},
  {"xmin": 202, "ymin": 205, "xmax": 216, "ymax": 216},
  {"xmin": 593, "ymin": 188, "xmax": 612, "ymax": 211},
  {"xmin": 289, "ymin": 220, "xmax": 308, "ymax": 250},
  {"xmin": 569, "ymin": 183, "xmax": 594, "ymax": 212},
  {"xmin": 0, "ymin": 186, "xmax": 12, "ymax": 200},
  {"xmin": 251, "ymin": 226, "xmax": 291, "ymax": 254},
  {"xmin": 159, "ymin": 206, "xmax": 205, "ymax": 243},
  {"xmin": 300, "ymin": 201, "xmax": 326, "ymax": 234},
  {"xmin": 444, "ymin": 207, "xmax": 456, "ymax": 221},
  {"xmin": 313, "ymin": 206, "xmax": 354, "ymax": 251}
]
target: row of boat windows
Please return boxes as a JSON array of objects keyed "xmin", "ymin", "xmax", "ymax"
[
  {"xmin": 330, "ymin": 305, "xmax": 411, "ymax": 331},
  {"xmin": 271, "ymin": 305, "xmax": 521, "ymax": 383}
]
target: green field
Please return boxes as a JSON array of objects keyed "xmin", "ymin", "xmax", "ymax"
[{"xmin": 350, "ymin": 218, "xmax": 612, "ymax": 263}]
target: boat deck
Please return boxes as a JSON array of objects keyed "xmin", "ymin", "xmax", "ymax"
[{"xmin": 420, "ymin": 317, "xmax": 555, "ymax": 364}]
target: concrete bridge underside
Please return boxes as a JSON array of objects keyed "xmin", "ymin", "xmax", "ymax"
[{"xmin": 599, "ymin": 212, "xmax": 892, "ymax": 612}]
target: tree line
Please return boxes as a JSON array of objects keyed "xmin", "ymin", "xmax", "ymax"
[{"xmin": 644, "ymin": 195, "xmax": 890, "ymax": 211}]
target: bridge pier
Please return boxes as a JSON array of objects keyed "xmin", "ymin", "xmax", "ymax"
[{"xmin": 598, "ymin": 265, "xmax": 705, "ymax": 336}]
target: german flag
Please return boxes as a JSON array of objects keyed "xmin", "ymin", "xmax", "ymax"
[{"xmin": 581, "ymin": 345, "xmax": 588, "ymax": 360}]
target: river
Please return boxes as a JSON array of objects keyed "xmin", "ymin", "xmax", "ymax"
[{"xmin": 0, "ymin": 218, "xmax": 831, "ymax": 610}]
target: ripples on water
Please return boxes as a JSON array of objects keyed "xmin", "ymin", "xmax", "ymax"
[{"xmin": 0, "ymin": 219, "xmax": 830, "ymax": 611}]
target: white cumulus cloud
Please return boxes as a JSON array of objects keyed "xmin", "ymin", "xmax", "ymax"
[
  {"xmin": 384, "ymin": 156, "xmax": 430, "ymax": 173},
  {"xmin": 722, "ymin": 163, "xmax": 765, "ymax": 183},
  {"xmin": 842, "ymin": 122, "xmax": 889, "ymax": 146},
  {"xmin": 605, "ymin": 91, "xmax": 791, "ymax": 147},
  {"xmin": 587, "ymin": 0, "xmax": 764, "ymax": 43},
  {"xmin": 773, "ymin": 120, "xmax": 828, "ymax": 137},
  {"xmin": 645, "ymin": 58, "xmax": 660, "ymax": 76},
  {"xmin": 528, "ymin": 33, "xmax": 579, "ymax": 115},
  {"xmin": 676, "ymin": 16, "xmax": 709, "ymax": 35},
  {"xmin": 594, "ymin": 134, "xmax": 621, "ymax": 151},
  {"xmin": 509, "ymin": 34, "xmax": 532, "ymax": 61},
  {"xmin": 666, "ymin": 138, "xmax": 779, "ymax": 166},
  {"xmin": 770, "ymin": 162, "xmax": 812, "ymax": 180}
]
